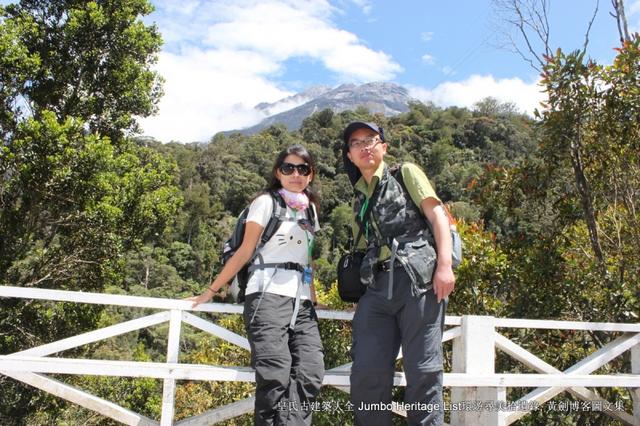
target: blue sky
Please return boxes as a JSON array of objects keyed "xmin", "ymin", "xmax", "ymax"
[
  {"xmin": 138, "ymin": 0, "xmax": 639, "ymax": 142},
  {"xmin": 3, "ymin": 0, "xmax": 638, "ymax": 141}
]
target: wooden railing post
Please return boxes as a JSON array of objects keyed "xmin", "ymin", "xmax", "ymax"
[
  {"xmin": 632, "ymin": 340, "xmax": 640, "ymax": 422},
  {"xmin": 161, "ymin": 309, "xmax": 183, "ymax": 426},
  {"xmin": 451, "ymin": 315, "xmax": 505, "ymax": 426}
]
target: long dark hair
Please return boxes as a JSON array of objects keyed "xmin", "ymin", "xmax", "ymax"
[{"xmin": 264, "ymin": 145, "xmax": 320, "ymax": 209}]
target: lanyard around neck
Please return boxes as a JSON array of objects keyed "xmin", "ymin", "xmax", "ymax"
[{"xmin": 358, "ymin": 198, "xmax": 370, "ymax": 240}]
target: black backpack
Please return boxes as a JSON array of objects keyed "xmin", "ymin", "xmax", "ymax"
[
  {"xmin": 391, "ymin": 165, "xmax": 462, "ymax": 268},
  {"xmin": 222, "ymin": 191, "xmax": 316, "ymax": 302}
]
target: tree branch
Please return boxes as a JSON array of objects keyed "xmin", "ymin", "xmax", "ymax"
[{"xmin": 583, "ymin": 0, "xmax": 600, "ymax": 53}]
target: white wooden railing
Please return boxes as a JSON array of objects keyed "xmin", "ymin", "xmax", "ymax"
[{"xmin": 0, "ymin": 285, "xmax": 639, "ymax": 425}]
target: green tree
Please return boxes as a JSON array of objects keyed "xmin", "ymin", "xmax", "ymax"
[
  {"xmin": 0, "ymin": 0, "xmax": 178, "ymax": 421},
  {"xmin": 0, "ymin": 112, "xmax": 181, "ymax": 420},
  {"xmin": 0, "ymin": 0, "xmax": 163, "ymax": 143},
  {"xmin": 467, "ymin": 38, "xmax": 640, "ymax": 424},
  {"xmin": 0, "ymin": 3, "xmax": 39, "ymax": 140},
  {"xmin": 536, "ymin": 39, "xmax": 640, "ymax": 311}
]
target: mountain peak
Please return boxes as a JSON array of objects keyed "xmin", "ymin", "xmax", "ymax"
[{"xmin": 231, "ymin": 82, "xmax": 414, "ymax": 135}]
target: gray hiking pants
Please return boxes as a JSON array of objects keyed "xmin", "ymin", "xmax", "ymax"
[
  {"xmin": 350, "ymin": 267, "xmax": 446, "ymax": 426},
  {"xmin": 243, "ymin": 292, "xmax": 325, "ymax": 425}
]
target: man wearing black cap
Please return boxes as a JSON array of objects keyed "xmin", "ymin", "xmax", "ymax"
[{"xmin": 342, "ymin": 121, "xmax": 455, "ymax": 425}]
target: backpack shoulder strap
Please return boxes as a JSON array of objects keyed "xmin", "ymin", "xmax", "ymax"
[
  {"xmin": 391, "ymin": 162, "xmax": 431, "ymax": 233},
  {"xmin": 391, "ymin": 162, "xmax": 427, "ymax": 213},
  {"xmin": 259, "ymin": 191, "xmax": 286, "ymax": 245},
  {"xmin": 390, "ymin": 162, "xmax": 407, "ymax": 194},
  {"xmin": 306, "ymin": 201, "xmax": 316, "ymax": 228}
]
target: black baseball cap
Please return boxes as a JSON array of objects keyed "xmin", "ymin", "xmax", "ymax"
[{"xmin": 342, "ymin": 121, "xmax": 385, "ymax": 145}]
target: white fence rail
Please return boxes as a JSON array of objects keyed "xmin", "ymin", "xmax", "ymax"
[{"xmin": 0, "ymin": 285, "xmax": 639, "ymax": 425}]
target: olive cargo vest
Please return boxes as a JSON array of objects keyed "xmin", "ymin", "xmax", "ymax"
[{"xmin": 353, "ymin": 165, "xmax": 437, "ymax": 296}]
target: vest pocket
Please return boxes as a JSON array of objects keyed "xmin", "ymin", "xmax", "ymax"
[{"xmin": 399, "ymin": 238, "xmax": 437, "ymax": 289}]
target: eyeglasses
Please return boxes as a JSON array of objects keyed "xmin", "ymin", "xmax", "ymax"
[
  {"xmin": 279, "ymin": 162, "xmax": 312, "ymax": 176},
  {"xmin": 349, "ymin": 135, "xmax": 380, "ymax": 150}
]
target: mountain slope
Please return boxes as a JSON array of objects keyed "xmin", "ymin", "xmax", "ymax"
[{"xmin": 231, "ymin": 82, "xmax": 414, "ymax": 135}]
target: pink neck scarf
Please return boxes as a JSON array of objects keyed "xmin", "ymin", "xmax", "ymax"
[{"xmin": 278, "ymin": 188, "xmax": 309, "ymax": 211}]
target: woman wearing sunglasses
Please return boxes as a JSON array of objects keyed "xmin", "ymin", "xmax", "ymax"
[{"xmin": 189, "ymin": 145, "xmax": 324, "ymax": 425}]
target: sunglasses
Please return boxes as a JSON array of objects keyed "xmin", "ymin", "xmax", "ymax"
[
  {"xmin": 298, "ymin": 218, "xmax": 316, "ymax": 234},
  {"xmin": 279, "ymin": 162, "xmax": 312, "ymax": 176}
]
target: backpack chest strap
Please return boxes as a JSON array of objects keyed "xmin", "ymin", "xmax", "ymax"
[{"xmin": 248, "ymin": 262, "xmax": 305, "ymax": 273}]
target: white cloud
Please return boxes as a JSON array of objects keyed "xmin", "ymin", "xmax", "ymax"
[
  {"xmin": 351, "ymin": 0, "xmax": 373, "ymax": 15},
  {"xmin": 421, "ymin": 32, "xmax": 434, "ymax": 42},
  {"xmin": 156, "ymin": 0, "xmax": 200, "ymax": 16},
  {"xmin": 421, "ymin": 54, "xmax": 435, "ymax": 65},
  {"xmin": 138, "ymin": 49, "xmax": 292, "ymax": 142},
  {"xmin": 420, "ymin": 53, "xmax": 458, "ymax": 77},
  {"xmin": 141, "ymin": 0, "xmax": 401, "ymax": 141},
  {"xmin": 408, "ymin": 75, "xmax": 545, "ymax": 116},
  {"xmin": 204, "ymin": 1, "xmax": 400, "ymax": 81},
  {"xmin": 441, "ymin": 66, "xmax": 455, "ymax": 76},
  {"xmin": 259, "ymin": 98, "xmax": 312, "ymax": 117}
]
